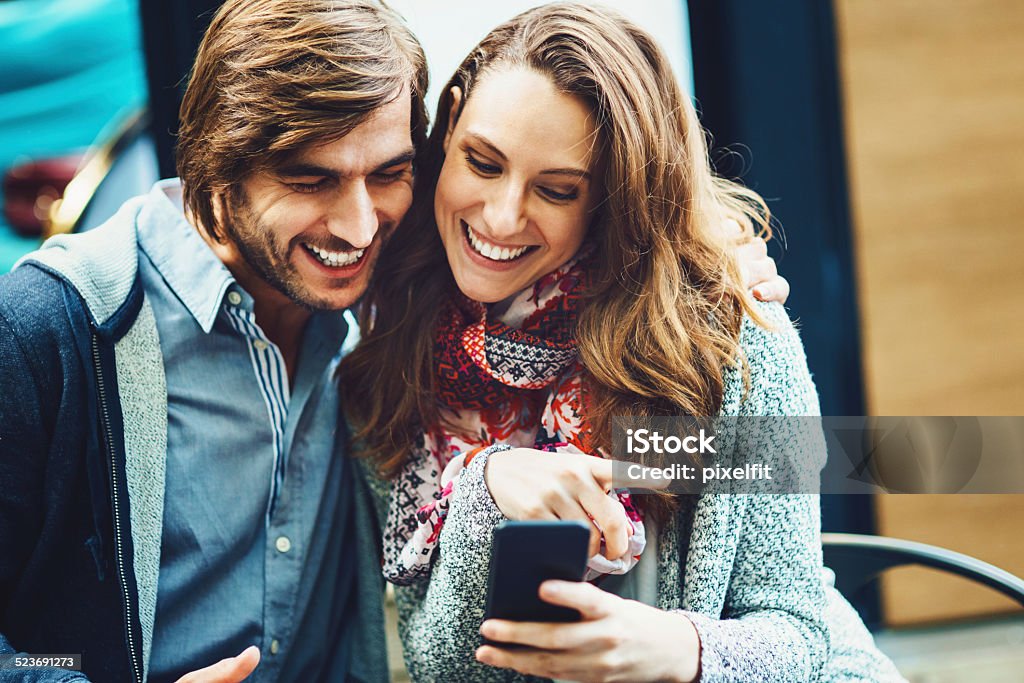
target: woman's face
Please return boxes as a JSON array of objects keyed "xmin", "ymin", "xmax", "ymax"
[{"xmin": 436, "ymin": 67, "xmax": 601, "ymax": 304}]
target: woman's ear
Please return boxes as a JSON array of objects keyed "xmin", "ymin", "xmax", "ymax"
[{"xmin": 443, "ymin": 85, "xmax": 463, "ymax": 153}]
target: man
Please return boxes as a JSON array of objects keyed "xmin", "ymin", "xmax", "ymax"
[
  {"xmin": 0, "ymin": 2, "xmax": 426, "ymax": 681},
  {"xmin": 0, "ymin": 1, "xmax": 786, "ymax": 682}
]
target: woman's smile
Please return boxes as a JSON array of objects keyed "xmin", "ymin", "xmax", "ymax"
[{"xmin": 462, "ymin": 220, "xmax": 535, "ymax": 262}]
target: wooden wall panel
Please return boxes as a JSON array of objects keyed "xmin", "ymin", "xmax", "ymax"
[{"xmin": 834, "ymin": 0, "xmax": 1024, "ymax": 625}]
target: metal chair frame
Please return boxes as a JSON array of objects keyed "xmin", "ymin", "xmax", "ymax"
[{"xmin": 822, "ymin": 532, "xmax": 1024, "ymax": 609}]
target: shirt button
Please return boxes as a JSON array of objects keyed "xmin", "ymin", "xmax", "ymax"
[
  {"xmin": 275, "ymin": 536, "xmax": 291, "ymax": 553},
  {"xmin": 253, "ymin": 340, "xmax": 268, "ymax": 351},
  {"xmin": 227, "ymin": 291, "xmax": 242, "ymax": 306},
  {"xmin": 270, "ymin": 639, "xmax": 280, "ymax": 655}
]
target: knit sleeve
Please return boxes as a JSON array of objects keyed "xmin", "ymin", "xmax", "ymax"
[
  {"xmin": 392, "ymin": 451, "xmax": 546, "ymax": 683},
  {"xmin": 683, "ymin": 301, "xmax": 830, "ymax": 682},
  {"xmin": 819, "ymin": 570, "xmax": 907, "ymax": 682},
  {"xmin": 683, "ymin": 494, "xmax": 828, "ymax": 682}
]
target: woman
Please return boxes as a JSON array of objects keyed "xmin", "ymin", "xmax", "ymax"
[{"xmin": 341, "ymin": 4, "xmax": 903, "ymax": 682}]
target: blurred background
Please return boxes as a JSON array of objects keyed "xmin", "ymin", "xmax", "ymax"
[
  {"xmin": 1, "ymin": 1, "xmax": 1021, "ymax": 680},
  {"xmin": 0, "ymin": 0, "xmax": 148, "ymax": 269}
]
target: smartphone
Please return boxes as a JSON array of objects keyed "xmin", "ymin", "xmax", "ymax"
[{"xmin": 483, "ymin": 520, "xmax": 591, "ymax": 625}]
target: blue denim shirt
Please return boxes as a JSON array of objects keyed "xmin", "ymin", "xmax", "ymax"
[{"xmin": 137, "ymin": 181, "xmax": 355, "ymax": 683}]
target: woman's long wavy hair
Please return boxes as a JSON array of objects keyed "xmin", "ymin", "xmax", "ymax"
[{"xmin": 339, "ymin": 3, "xmax": 770, "ymax": 483}]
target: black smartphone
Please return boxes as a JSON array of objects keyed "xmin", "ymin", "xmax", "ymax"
[{"xmin": 483, "ymin": 520, "xmax": 591, "ymax": 625}]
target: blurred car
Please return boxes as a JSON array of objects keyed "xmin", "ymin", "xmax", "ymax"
[{"xmin": 0, "ymin": 0, "xmax": 148, "ymax": 270}]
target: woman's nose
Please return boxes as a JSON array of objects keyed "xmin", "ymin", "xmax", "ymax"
[{"xmin": 481, "ymin": 181, "xmax": 527, "ymax": 241}]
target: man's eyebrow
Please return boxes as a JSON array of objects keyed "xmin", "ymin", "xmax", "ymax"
[
  {"xmin": 371, "ymin": 149, "xmax": 416, "ymax": 173},
  {"xmin": 275, "ymin": 148, "xmax": 416, "ymax": 179},
  {"xmin": 276, "ymin": 162, "xmax": 338, "ymax": 178},
  {"xmin": 465, "ymin": 132, "xmax": 590, "ymax": 181}
]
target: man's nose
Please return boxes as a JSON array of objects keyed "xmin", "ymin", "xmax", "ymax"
[
  {"xmin": 326, "ymin": 180, "xmax": 377, "ymax": 248},
  {"xmin": 481, "ymin": 181, "xmax": 527, "ymax": 241}
]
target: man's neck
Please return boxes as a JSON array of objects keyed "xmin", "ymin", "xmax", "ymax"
[
  {"xmin": 236, "ymin": 269, "xmax": 311, "ymax": 384},
  {"xmin": 249, "ymin": 291, "xmax": 311, "ymax": 382},
  {"xmin": 197, "ymin": 227, "xmax": 311, "ymax": 383}
]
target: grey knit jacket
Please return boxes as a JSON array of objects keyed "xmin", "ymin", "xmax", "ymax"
[{"xmin": 368, "ymin": 302, "xmax": 906, "ymax": 682}]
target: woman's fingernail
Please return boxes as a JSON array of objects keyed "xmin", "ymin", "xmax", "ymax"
[{"xmin": 541, "ymin": 581, "xmax": 561, "ymax": 597}]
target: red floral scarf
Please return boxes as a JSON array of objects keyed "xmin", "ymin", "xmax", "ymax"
[{"xmin": 381, "ymin": 251, "xmax": 645, "ymax": 585}]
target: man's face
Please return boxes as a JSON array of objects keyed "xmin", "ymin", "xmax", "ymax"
[{"xmin": 220, "ymin": 90, "xmax": 415, "ymax": 311}]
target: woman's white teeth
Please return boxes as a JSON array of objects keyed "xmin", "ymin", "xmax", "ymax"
[
  {"xmin": 464, "ymin": 223, "xmax": 529, "ymax": 261},
  {"xmin": 306, "ymin": 243, "xmax": 365, "ymax": 267}
]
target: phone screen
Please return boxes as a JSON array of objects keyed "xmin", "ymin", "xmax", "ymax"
[{"xmin": 484, "ymin": 520, "xmax": 591, "ymax": 625}]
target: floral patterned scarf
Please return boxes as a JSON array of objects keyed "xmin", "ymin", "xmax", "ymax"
[{"xmin": 381, "ymin": 251, "xmax": 646, "ymax": 585}]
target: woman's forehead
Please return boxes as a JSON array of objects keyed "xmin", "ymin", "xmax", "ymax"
[{"xmin": 458, "ymin": 67, "xmax": 600, "ymax": 172}]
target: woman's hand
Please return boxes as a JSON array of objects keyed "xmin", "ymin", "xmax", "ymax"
[
  {"xmin": 485, "ymin": 448, "xmax": 630, "ymax": 560},
  {"xmin": 477, "ymin": 580, "xmax": 701, "ymax": 683}
]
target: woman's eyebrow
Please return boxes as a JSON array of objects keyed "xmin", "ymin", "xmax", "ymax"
[
  {"xmin": 539, "ymin": 167, "xmax": 590, "ymax": 181},
  {"xmin": 464, "ymin": 133, "xmax": 508, "ymax": 161},
  {"xmin": 464, "ymin": 132, "xmax": 590, "ymax": 180}
]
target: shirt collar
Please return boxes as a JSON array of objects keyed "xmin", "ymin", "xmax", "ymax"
[{"xmin": 137, "ymin": 179, "xmax": 238, "ymax": 333}]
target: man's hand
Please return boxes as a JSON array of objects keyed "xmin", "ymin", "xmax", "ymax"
[
  {"xmin": 485, "ymin": 448, "xmax": 630, "ymax": 561},
  {"xmin": 174, "ymin": 646, "xmax": 260, "ymax": 683},
  {"xmin": 476, "ymin": 580, "xmax": 700, "ymax": 683},
  {"xmin": 725, "ymin": 218, "xmax": 791, "ymax": 303}
]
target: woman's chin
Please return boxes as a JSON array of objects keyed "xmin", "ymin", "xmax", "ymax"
[
  {"xmin": 451, "ymin": 269, "xmax": 522, "ymax": 304},
  {"xmin": 455, "ymin": 283, "xmax": 511, "ymax": 305}
]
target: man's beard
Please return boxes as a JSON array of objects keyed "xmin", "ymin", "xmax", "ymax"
[{"xmin": 221, "ymin": 187, "xmax": 369, "ymax": 311}]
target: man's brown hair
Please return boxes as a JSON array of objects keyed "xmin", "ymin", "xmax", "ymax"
[{"xmin": 177, "ymin": 0, "xmax": 428, "ymax": 240}]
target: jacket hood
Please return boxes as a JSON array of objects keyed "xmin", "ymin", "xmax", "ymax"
[{"xmin": 16, "ymin": 196, "xmax": 147, "ymax": 327}]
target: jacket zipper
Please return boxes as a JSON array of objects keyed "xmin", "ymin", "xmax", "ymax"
[{"xmin": 92, "ymin": 334, "xmax": 142, "ymax": 683}]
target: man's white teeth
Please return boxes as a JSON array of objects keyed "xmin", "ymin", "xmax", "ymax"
[
  {"xmin": 464, "ymin": 223, "xmax": 529, "ymax": 261},
  {"xmin": 306, "ymin": 243, "xmax": 365, "ymax": 267}
]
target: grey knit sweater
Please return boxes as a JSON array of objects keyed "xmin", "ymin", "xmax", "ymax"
[{"xmin": 367, "ymin": 301, "xmax": 905, "ymax": 682}]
